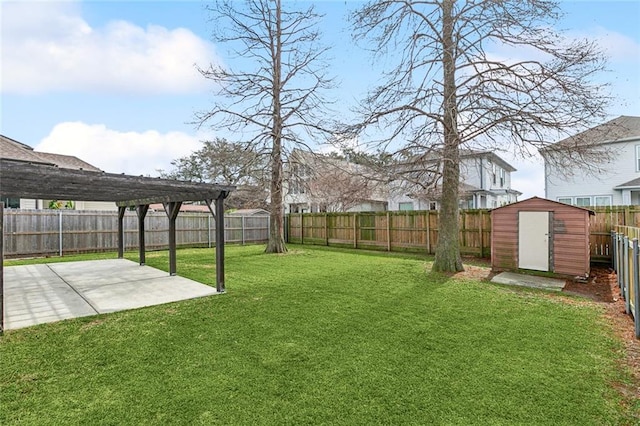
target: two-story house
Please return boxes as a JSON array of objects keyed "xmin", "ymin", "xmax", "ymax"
[
  {"xmin": 284, "ymin": 148, "xmax": 520, "ymax": 213},
  {"xmin": 387, "ymin": 150, "xmax": 521, "ymax": 211},
  {"xmin": 284, "ymin": 149, "xmax": 388, "ymax": 213},
  {"xmin": 542, "ymin": 116, "xmax": 640, "ymax": 207},
  {"xmin": 1, "ymin": 134, "xmax": 117, "ymax": 210}
]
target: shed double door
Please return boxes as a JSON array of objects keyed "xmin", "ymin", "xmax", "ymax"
[{"xmin": 518, "ymin": 211, "xmax": 550, "ymax": 271}]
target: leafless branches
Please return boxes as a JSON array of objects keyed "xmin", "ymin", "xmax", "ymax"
[
  {"xmin": 351, "ymin": 0, "xmax": 610, "ymax": 271},
  {"xmin": 195, "ymin": 0, "xmax": 335, "ymax": 252}
]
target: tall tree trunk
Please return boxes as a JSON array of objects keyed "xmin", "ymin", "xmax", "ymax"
[
  {"xmin": 265, "ymin": 0, "xmax": 287, "ymax": 253},
  {"xmin": 433, "ymin": 0, "xmax": 463, "ymax": 272}
]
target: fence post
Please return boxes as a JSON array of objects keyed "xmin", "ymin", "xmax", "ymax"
[
  {"xmin": 353, "ymin": 213, "xmax": 358, "ymax": 249},
  {"xmin": 59, "ymin": 209, "xmax": 63, "ymax": 257},
  {"xmin": 633, "ymin": 238, "xmax": 640, "ymax": 338},
  {"xmin": 207, "ymin": 215, "xmax": 212, "ymax": 248},
  {"xmin": 611, "ymin": 230, "xmax": 616, "ymax": 270},
  {"xmin": 618, "ymin": 233, "xmax": 623, "ymax": 293},
  {"xmin": 621, "ymin": 232, "xmax": 625, "ymax": 291},
  {"xmin": 300, "ymin": 212, "xmax": 304, "ymax": 245},
  {"xmin": 386, "ymin": 211, "xmax": 391, "ymax": 252},
  {"xmin": 479, "ymin": 210, "xmax": 484, "ymax": 257},
  {"xmin": 241, "ymin": 216, "xmax": 245, "ymax": 245},
  {"xmin": 426, "ymin": 211, "xmax": 431, "ymax": 254},
  {"xmin": 325, "ymin": 213, "xmax": 329, "ymax": 246},
  {"xmin": 624, "ymin": 235, "xmax": 629, "ymax": 306},
  {"xmin": 625, "ymin": 236, "xmax": 632, "ymax": 314}
]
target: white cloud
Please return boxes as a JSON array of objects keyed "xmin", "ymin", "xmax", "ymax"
[
  {"xmin": 36, "ymin": 122, "xmax": 203, "ymax": 176},
  {"xmin": 576, "ymin": 27, "xmax": 640, "ymax": 64},
  {"xmin": 1, "ymin": 2, "xmax": 218, "ymax": 94}
]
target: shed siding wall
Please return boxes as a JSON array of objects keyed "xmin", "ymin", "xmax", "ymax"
[
  {"xmin": 491, "ymin": 197, "xmax": 591, "ymax": 277},
  {"xmin": 491, "ymin": 209, "xmax": 518, "ymax": 270},
  {"xmin": 552, "ymin": 209, "xmax": 590, "ymax": 276}
]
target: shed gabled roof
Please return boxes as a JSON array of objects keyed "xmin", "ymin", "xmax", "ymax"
[{"xmin": 490, "ymin": 196, "xmax": 595, "ymax": 215}]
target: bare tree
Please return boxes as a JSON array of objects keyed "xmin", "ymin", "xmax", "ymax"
[
  {"xmin": 195, "ymin": 0, "xmax": 334, "ymax": 253},
  {"xmin": 159, "ymin": 138, "xmax": 269, "ymax": 210},
  {"xmin": 351, "ymin": 0, "xmax": 610, "ymax": 272},
  {"xmin": 305, "ymin": 161, "xmax": 380, "ymax": 212}
]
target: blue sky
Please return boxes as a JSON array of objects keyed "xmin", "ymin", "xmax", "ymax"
[{"xmin": 2, "ymin": 0, "xmax": 639, "ymax": 200}]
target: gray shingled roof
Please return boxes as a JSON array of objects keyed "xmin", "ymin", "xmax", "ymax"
[
  {"xmin": 1, "ymin": 135, "xmax": 102, "ymax": 171},
  {"xmin": 0, "ymin": 135, "xmax": 49, "ymax": 164},
  {"xmin": 551, "ymin": 116, "xmax": 640, "ymax": 148},
  {"xmin": 614, "ymin": 177, "xmax": 640, "ymax": 189},
  {"xmin": 34, "ymin": 152, "xmax": 101, "ymax": 171}
]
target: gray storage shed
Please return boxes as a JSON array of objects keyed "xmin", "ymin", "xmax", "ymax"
[{"xmin": 491, "ymin": 197, "xmax": 594, "ymax": 277}]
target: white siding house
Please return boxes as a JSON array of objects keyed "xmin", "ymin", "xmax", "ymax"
[
  {"xmin": 285, "ymin": 149, "xmax": 521, "ymax": 213},
  {"xmin": 543, "ymin": 116, "xmax": 640, "ymax": 207},
  {"xmin": 387, "ymin": 150, "xmax": 521, "ymax": 211},
  {"xmin": 284, "ymin": 149, "xmax": 388, "ymax": 213}
]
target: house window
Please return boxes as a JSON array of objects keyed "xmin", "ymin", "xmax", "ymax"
[
  {"xmin": 398, "ymin": 202, "xmax": 414, "ymax": 211},
  {"xmin": 458, "ymin": 199, "xmax": 474, "ymax": 210},
  {"xmin": 499, "ymin": 169, "xmax": 505, "ymax": 188},
  {"xmin": 429, "ymin": 202, "xmax": 437, "ymax": 210},
  {"xmin": 595, "ymin": 196, "xmax": 612, "ymax": 207},
  {"xmin": 1, "ymin": 196, "xmax": 20, "ymax": 208},
  {"xmin": 557, "ymin": 197, "xmax": 572, "ymax": 205},
  {"xmin": 636, "ymin": 145, "xmax": 640, "ymax": 171},
  {"xmin": 575, "ymin": 197, "xmax": 591, "ymax": 207},
  {"xmin": 492, "ymin": 163, "xmax": 497, "ymax": 185}
]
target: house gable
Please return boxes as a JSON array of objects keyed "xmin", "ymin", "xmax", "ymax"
[{"xmin": 542, "ymin": 116, "xmax": 640, "ymax": 206}]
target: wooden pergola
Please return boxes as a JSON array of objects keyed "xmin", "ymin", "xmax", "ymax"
[{"xmin": 0, "ymin": 158, "xmax": 235, "ymax": 333}]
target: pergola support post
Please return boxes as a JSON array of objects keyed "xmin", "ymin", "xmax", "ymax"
[
  {"xmin": 1, "ymin": 201, "xmax": 4, "ymax": 334},
  {"xmin": 163, "ymin": 202, "xmax": 182, "ymax": 276},
  {"xmin": 117, "ymin": 206, "xmax": 126, "ymax": 259},
  {"xmin": 136, "ymin": 204, "xmax": 149, "ymax": 266},
  {"xmin": 215, "ymin": 193, "xmax": 226, "ymax": 293},
  {"xmin": 205, "ymin": 193, "xmax": 229, "ymax": 293}
]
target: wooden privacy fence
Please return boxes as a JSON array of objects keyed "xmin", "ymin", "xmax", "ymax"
[
  {"xmin": 3, "ymin": 209, "xmax": 269, "ymax": 258},
  {"xmin": 611, "ymin": 227, "xmax": 640, "ymax": 339},
  {"xmin": 287, "ymin": 206, "xmax": 640, "ymax": 262},
  {"xmin": 287, "ymin": 210, "xmax": 491, "ymax": 257}
]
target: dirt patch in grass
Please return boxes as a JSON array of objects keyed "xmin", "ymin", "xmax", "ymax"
[{"xmin": 79, "ymin": 318, "xmax": 107, "ymax": 331}]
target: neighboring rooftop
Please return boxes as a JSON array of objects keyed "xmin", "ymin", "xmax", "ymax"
[
  {"xmin": 0, "ymin": 134, "xmax": 235, "ymax": 207},
  {"xmin": 546, "ymin": 116, "xmax": 640, "ymax": 150},
  {"xmin": 1, "ymin": 135, "xmax": 102, "ymax": 171}
]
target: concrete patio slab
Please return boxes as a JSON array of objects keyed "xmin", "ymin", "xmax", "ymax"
[
  {"xmin": 3, "ymin": 259, "xmax": 219, "ymax": 330},
  {"xmin": 490, "ymin": 271, "xmax": 566, "ymax": 292}
]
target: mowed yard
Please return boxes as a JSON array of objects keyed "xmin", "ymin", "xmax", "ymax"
[{"xmin": 1, "ymin": 245, "xmax": 638, "ymax": 424}]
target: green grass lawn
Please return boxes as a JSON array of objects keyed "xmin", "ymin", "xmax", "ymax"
[{"xmin": 0, "ymin": 245, "xmax": 636, "ymax": 424}]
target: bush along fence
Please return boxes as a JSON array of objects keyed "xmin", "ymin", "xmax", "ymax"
[
  {"xmin": 3, "ymin": 209, "xmax": 269, "ymax": 258},
  {"xmin": 611, "ymin": 227, "xmax": 640, "ymax": 339},
  {"xmin": 286, "ymin": 206, "xmax": 640, "ymax": 262}
]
